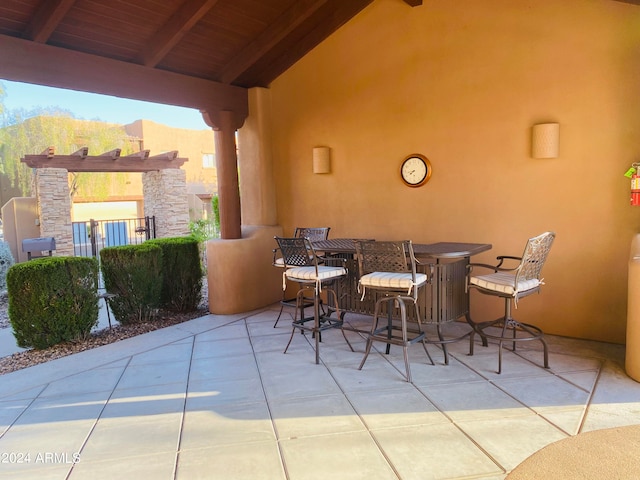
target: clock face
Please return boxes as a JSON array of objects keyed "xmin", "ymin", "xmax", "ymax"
[{"xmin": 400, "ymin": 154, "xmax": 431, "ymax": 187}]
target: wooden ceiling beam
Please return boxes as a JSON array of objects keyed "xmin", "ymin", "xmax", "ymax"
[
  {"xmin": 403, "ymin": 0, "xmax": 423, "ymax": 6},
  {"xmin": 0, "ymin": 34, "xmax": 248, "ymax": 129},
  {"xmin": 140, "ymin": 0, "xmax": 220, "ymax": 67},
  {"xmin": 218, "ymin": 0, "xmax": 328, "ymax": 85},
  {"xmin": 23, "ymin": 0, "xmax": 77, "ymax": 43}
]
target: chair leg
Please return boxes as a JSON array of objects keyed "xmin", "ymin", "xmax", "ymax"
[
  {"xmin": 314, "ymin": 289, "xmax": 321, "ymax": 365},
  {"xmin": 414, "ymin": 302, "xmax": 434, "ymax": 366},
  {"xmin": 283, "ymin": 288, "xmax": 307, "ymax": 354},
  {"xmin": 397, "ymin": 300, "xmax": 413, "ymax": 382},
  {"xmin": 359, "ymin": 297, "xmax": 383, "ymax": 371}
]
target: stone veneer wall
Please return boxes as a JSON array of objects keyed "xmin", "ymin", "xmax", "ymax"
[
  {"xmin": 142, "ymin": 169, "xmax": 190, "ymax": 237},
  {"xmin": 34, "ymin": 168, "xmax": 74, "ymax": 256}
]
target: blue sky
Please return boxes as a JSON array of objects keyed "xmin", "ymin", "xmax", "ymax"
[{"xmin": 1, "ymin": 79, "xmax": 209, "ymax": 130}]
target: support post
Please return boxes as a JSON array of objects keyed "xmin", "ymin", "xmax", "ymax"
[{"xmin": 214, "ymin": 110, "xmax": 242, "ymax": 239}]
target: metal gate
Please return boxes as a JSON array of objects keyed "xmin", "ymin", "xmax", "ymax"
[{"xmin": 72, "ymin": 216, "xmax": 156, "ymax": 257}]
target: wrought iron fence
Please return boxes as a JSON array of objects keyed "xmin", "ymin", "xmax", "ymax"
[{"xmin": 72, "ymin": 216, "xmax": 156, "ymax": 258}]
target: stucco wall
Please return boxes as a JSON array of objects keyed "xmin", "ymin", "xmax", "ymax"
[{"xmin": 268, "ymin": 0, "xmax": 640, "ymax": 343}]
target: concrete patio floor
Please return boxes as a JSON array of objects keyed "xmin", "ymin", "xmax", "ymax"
[{"xmin": 0, "ymin": 305, "xmax": 639, "ymax": 479}]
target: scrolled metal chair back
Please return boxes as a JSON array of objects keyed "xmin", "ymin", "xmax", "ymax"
[
  {"xmin": 275, "ymin": 237, "xmax": 316, "ymax": 267},
  {"xmin": 294, "ymin": 227, "xmax": 330, "ymax": 242},
  {"xmin": 355, "ymin": 240, "xmax": 413, "ymax": 276},
  {"xmin": 515, "ymin": 231, "xmax": 555, "ymax": 284}
]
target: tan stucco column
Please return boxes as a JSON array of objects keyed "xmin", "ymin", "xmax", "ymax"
[
  {"xmin": 206, "ymin": 88, "xmax": 282, "ymax": 314},
  {"xmin": 214, "ymin": 110, "xmax": 242, "ymax": 240},
  {"xmin": 627, "ymin": 234, "xmax": 640, "ymax": 382}
]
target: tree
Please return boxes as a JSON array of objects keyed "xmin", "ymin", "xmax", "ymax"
[{"xmin": 0, "ymin": 104, "xmax": 136, "ymax": 199}]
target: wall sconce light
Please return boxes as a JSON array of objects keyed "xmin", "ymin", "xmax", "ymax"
[
  {"xmin": 313, "ymin": 146, "xmax": 331, "ymax": 174},
  {"xmin": 531, "ymin": 123, "xmax": 560, "ymax": 159}
]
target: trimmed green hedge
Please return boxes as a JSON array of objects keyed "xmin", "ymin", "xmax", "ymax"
[
  {"xmin": 100, "ymin": 243, "xmax": 162, "ymax": 325},
  {"xmin": 145, "ymin": 236, "xmax": 202, "ymax": 312},
  {"xmin": 8, "ymin": 256, "xmax": 99, "ymax": 350}
]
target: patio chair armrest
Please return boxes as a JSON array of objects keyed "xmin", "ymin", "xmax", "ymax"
[
  {"xmin": 467, "ymin": 262, "xmax": 519, "ymax": 274},
  {"xmin": 495, "ymin": 255, "xmax": 522, "ymax": 269}
]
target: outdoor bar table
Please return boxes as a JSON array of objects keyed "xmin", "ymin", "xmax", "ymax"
[{"xmin": 312, "ymin": 238, "xmax": 492, "ymax": 364}]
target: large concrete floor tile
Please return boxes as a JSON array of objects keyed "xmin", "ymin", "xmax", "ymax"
[
  {"xmin": 0, "ymin": 420, "xmax": 94, "ymax": 464},
  {"xmin": 280, "ymin": 431, "xmax": 397, "ymax": 480},
  {"xmin": 518, "ymin": 350, "xmax": 604, "ymax": 374},
  {"xmin": 454, "ymin": 348, "xmax": 550, "ymax": 379},
  {"xmin": 127, "ymin": 340, "xmax": 194, "ymax": 366},
  {"xmin": 176, "ymin": 442, "xmax": 285, "ymax": 480},
  {"xmin": 271, "ymin": 393, "xmax": 365, "ymax": 438},
  {"xmin": 557, "ymin": 370, "xmax": 600, "ymax": 392},
  {"xmin": 115, "ymin": 359, "xmax": 190, "ymax": 390},
  {"xmin": 347, "ymin": 385, "xmax": 449, "ymax": 429},
  {"xmin": 457, "ymin": 415, "xmax": 567, "ymax": 471},
  {"xmin": 250, "ymin": 331, "xmax": 294, "ymax": 353},
  {"xmin": 79, "ymin": 412, "xmax": 182, "ymax": 461},
  {"xmin": 192, "ymin": 336, "xmax": 253, "ymax": 360},
  {"xmin": 187, "ymin": 376, "xmax": 266, "ymax": 407},
  {"xmin": 180, "ymin": 401, "xmax": 275, "ymax": 449},
  {"xmin": 372, "ymin": 423, "xmax": 503, "ymax": 479},
  {"xmin": 188, "ymin": 353, "xmax": 259, "ymax": 382},
  {"xmin": 194, "ymin": 323, "xmax": 249, "ymax": 343},
  {"xmin": 102, "ymin": 383, "xmax": 186, "ymax": 418},
  {"xmin": 329, "ymin": 355, "xmax": 412, "ymax": 391},
  {"xmin": 261, "ymin": 363, "xmax": 343, "ymax": 400},
  {"xmin": 419, "ymin": 381, "xmax": 532, "ymax": 422},
  {"xmin": 70, "ymin": 451, "xmax": 176, "ymax": 479},
  {"xmin": 402, "ymin": 356, "xmax": 484, "ymax": 386},
  {"xmin": 0, "ymin": 461, "xmax": 73, "ymax": 479},
  {"xmin": 12, "ymin": 390, "xmax": 110, "ymax": 425},
  {"xmin": 38, "ymin": 365, "xmax": 126, "ymax": 398},
  {"xmin": 493, "ymin": 374, "xmax": 590, "ymax": 414}
]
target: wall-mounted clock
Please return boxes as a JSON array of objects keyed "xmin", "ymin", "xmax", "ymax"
[{"xmin": 400, "ymin": 154, "xmax": 432, "ymax": 187}]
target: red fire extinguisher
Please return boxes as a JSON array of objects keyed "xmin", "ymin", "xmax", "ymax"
[{"xmin": 632, "ymin": 169, "xmax": 640, "ymax": 206}]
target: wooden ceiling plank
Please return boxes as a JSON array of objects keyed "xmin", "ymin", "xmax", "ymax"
[
  {"xmin": 23, "ymin": 0, "xmax": 78, "ymax": 43},
  {"xmin": 218, "ymin": 0, "xmax": 328, "ymax": 85},
  {"xmin": 140, "ymin": 0, "xmax": 221, "ymax": 67}
]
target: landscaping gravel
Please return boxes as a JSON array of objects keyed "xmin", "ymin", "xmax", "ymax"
[{"xmin": 0, "ymin": 280, "xmax": 209, "ymax": 375}]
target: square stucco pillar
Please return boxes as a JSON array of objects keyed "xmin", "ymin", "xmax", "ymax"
[
  {"xmin": 143, "ymin": 169, "xmax": 190, "ymax": 237},
  {"xmin": 34, "ymin": 168, "xmax": 73, "ymax": 256}
]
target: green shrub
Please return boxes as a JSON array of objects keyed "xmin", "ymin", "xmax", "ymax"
[
  {"xmin": 7, "ymin": 256, "xmax": 99, "ymax": 350},
  {"xmin": 100, "ymin": 244, "xmax": 163, "ymax": 325},
  {"xmin": 145, "ymin": 236, "xmax": 202, "ymax": 312}
]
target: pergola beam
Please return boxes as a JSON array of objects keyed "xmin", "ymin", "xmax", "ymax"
[
  {"xmin": 140, "ymin": 0, "xmax": 220, "ymax": 67},
  {"xmin": 21, "ymin": 152, "xmax": 187, "ymax": 172}
]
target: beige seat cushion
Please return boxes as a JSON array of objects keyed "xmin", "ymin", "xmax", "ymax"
[
  {"xmin": 359, "ymin": 272, "xmax": 427, "ymax": 292},
  {"xmin": 470, "ymin": 272, "xmax": 539, "ymax": 295},
  {"xmin": 285, "ymin": 266, "xmax": 346, "ymax": 282}
]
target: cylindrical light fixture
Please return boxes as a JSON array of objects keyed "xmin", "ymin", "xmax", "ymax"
[
  {"xmin": 313, "ymin": 146, "xmax": 331, "ymax": 174},
  {"xmin": 531, "ymin": 123, "xmax": 560, "ymax": 159}
]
